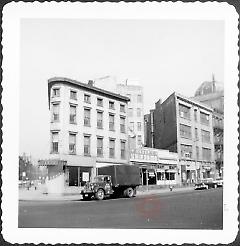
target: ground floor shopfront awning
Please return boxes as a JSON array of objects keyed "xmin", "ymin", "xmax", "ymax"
[{"xmin": 38, "ymin": 159, "xmax": 67, "ymax": 166}]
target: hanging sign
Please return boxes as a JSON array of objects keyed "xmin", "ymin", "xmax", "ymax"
[{"xmin": 82, "ymin": 172, "xmax": 89, "ymax": 182}]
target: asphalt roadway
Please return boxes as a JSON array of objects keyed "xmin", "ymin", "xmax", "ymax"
[{"xmin": 19, "ymin": 188, "xmax": 223, "ymax": 229}]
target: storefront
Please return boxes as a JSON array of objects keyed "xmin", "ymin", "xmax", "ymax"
[
  {"xmin": 130, "ymin": 147, "xmax": 180, "ymax": 186},
  {"xmin": 180, "ymin": 159, "xmax": 216, "ymax": 185},
  {"xmin": 38, "ymin": 155, "xmax": 96, "ymax": 192}
]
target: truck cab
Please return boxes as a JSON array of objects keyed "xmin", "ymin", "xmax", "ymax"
[{"xmin": 81, "ymin": 175, "xmax": 113, "ymax": 200}]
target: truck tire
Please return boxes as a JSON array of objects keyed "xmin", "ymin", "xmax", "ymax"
[
  {"xmin": 95, "ymin": 189, "xmax": 105, "ymax": 200},
  {"xmin": 124, "ymin": 187, "xmax": 134, "ymax": 198}
]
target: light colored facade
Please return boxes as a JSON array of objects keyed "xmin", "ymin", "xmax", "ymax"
[
  {"xmin": 47, "ymin": 77, "xmax": 130, "ymax": 187},
  {"xmin": 130, "ymin": 147, "xmax": 179, "ymax": 186},
  {"xmin": 116, "ymin": 84, "xmax": 144, "ymax": 150}
]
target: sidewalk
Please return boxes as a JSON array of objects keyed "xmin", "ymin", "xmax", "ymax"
[{"xmin": 19, "ymin": 185, "xmax": 194, "ymax": 202}]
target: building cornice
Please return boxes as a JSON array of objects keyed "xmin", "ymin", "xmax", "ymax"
[{"xmin": 48, "ymin": 77, "xmax": 130, "ymax": 109}]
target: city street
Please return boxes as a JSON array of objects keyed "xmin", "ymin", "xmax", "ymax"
[{"xmin": 19, "ymin": 188, "xmax": 223, "ymax": 229}]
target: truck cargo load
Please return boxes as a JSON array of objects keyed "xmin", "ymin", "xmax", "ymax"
[{"xmin": 97, "ymin": 164, "xmax": 141, "ymax": 187}]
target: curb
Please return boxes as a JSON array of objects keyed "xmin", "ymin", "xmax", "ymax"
[{"xmin": 19, "ymin": 187, "xmax": 195, "ymax": 202}]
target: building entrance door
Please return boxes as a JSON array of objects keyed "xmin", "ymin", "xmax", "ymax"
[{"xmin": 68, "ymin": 166, "xmax": 81, "ymax": 186}]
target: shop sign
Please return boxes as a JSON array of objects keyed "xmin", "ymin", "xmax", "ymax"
[
  {"xmin": 82, "ymin": 172, "xmax": 89, "ymax": 182},
  {"xmin": 130, "ymin": 148, "xmax": 158, "ymax": 162}
]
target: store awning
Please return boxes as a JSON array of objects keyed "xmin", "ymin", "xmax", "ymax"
[{"xmin": 38, "ymin": 159, "xmax": 67, "ymax": 166}]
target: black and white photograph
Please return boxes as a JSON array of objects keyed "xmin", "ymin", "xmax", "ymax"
[{"xmin": 2, "ymin": 2, "xmax": 239, "ymax": 245}]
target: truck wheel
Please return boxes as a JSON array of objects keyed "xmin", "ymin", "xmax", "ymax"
[
  {"xmin": 125, "ymin": 187, "xmax": 134, "ymax": 198},
  {"xmin": 95, "ymin": 189, "xmax": 105, "ymax": 200}
]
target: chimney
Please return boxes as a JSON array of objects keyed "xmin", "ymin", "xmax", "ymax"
[
  {"xmin": 155, "ymin": 99, "xmax": 162, "ymax": 109},
  {"xmin": 88, "ymin": 80, "xmax": 94, "ymax": 86}
]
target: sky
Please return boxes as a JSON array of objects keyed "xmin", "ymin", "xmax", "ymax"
[{"xmin": 20, "ymin": 19, "xmax": 224, "ymax": 160}]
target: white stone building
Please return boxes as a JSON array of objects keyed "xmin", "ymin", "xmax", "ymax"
[{"xmin": 43, "ymin": 77, "xmax": 130, "ymax": 189}]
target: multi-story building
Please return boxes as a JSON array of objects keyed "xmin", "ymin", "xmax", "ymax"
[
  {"xmin": 192, "ymin": 76, "xmax": 224, "ymax": 177},
  {"xmin": 116, "ymin": 83, "xmax": 144, "ymax": 150},
  {"xmin": 144, "ymin": 109, "xmax": 155, "ymax": 148},
  {"xmin": 43, "ymin": 77, "xmax": 130, "ymax": 189},
  {"xmin": 146, "ymin": 92, "xmax": 215, "ymax": 185}
]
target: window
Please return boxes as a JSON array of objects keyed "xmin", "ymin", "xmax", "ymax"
[
  {"xmin": 120, "ymin": 117, "xmax": 125, "ymax": 133},
  {"xmin": 97, "ymin": 137, "xmax": 103, "ymax": 157},
  {"xmin": 180, "ymin": 144, "xmax": 192, "ymax": 158},
  {"xmin": 109, "ymin": 101, "xmax": 115, "ymax": 110},
  {"xmin": 97, "ymin": 111, "xmax": 103, "ymax": 129},
  {"xmin": 194, "ymin": 109, "xmax": 198, "ymax": 122},
  {"xmin": 120, "ymin": 104, "xmax": 125, "ymax": 113},
  {"xmin": 165, "ymin": 172, "xmax": 175, "ymax": 181},
  {"xmin": 201, "ymin": 129, "xmax": 211, "ymax": 143},
  {"xmin": 70, "ymin": 90, "xmax": 77, "ymax": 100},
  {"xmin": 128, "ymin": 108, "xmax": 133, "ymax": 117},
  {"xmin": 200, "ymin": 112, "xmax": 210, "ymax": 125},
  {"xmin": 121, "ymin": 140, "xmax": 126, "ymax": 159},
  {"xmin": 179, "ymin": 104, "xmax": 190, "ymax": 119},
  {"xmin": 137, "ymin": 108, "xmax": 141, "ymax": 117},
  {"xmin": 195, "ymin": 128, "xmax": 198, "ymax": 141},
  {"xmin": 129, "ymin": 122, "xmax": 134, "ymax": 131},
  {"xmin": 84, "ymin": 108, "xmax": 91, "ymax": 126},
  {"xmin": 69, "ymin": 133, "xmax": 76, "ymax": 154},
  {"xmin": 179, "ymin": 124, "xmax": 191, "ymax": 139},
  {"xmin": 137, "ymin": 94, "xmax": 142, "ymax": 103},
  {"xmin": 84, "ymin": 135, "xmax": 90, "ymax": 156},
  {"xmin": 52, "ymin": 88, "xmax": 60, "ymax": 97},
  {"xmin": 137, "ymin": 122, "xmax": 142, "ymax": 131},
  {"xmin": 196, "ymin": 146, "xmax": 199, "ymax": 160},
  {"xmin": 109, "ymin": 139, "xmax": 115, "ymax": 158},
  {"xmin": 84, "ymin": 94, "xmax": 91, "ymax": 104},
  {"xmin": 69, "ymin": 105, "xmax": 77, "ymax": 124},
  {"xmin": 109, "ymin": 114, "xmax": 115, "ymax": 131},
  {"xmin": 51, "ymin": 132, "xmax": 59, "ymax": 153},
  {"xmin": 97, "ymin": 98, "xmax": 103, "ymax": 107},
  {"xmin": 52, "ymin": 103, "xmax": 60, "ymax": 122},
  {"xmin": 202, "ymin": 147, "xmax": 211, "ymax": 161},
  {"xmin": 137, "ymin": 135, "xmax": 142, "ymax": 146}
]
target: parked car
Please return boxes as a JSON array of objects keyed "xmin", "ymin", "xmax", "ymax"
[
  {"xmin": 194, "ymin": 178, "xmax": 218, "ymax": 190},
  {"xmin": 215, "ymin": 178, "xmax": 223, "ymax": 187},
  {"xmin": 194, "ymin": 181, "xmax": 209, "ymax": 190}
]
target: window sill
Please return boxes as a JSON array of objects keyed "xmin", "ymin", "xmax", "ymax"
[
  {"xmin": 70, "ymin": 122, "xmax": 77, "ymax": 125},
  {"xmin": 97, "ymin": 127, "xmax": 103, "ymax": 130},
  {"xmin": 109, "ymin": 129, "xmax": 115, "ymax": 132},
  {"xmin": 97, "ymin": 155, "xmax": 103, "ymax": 158},
  {"xmin": 69, "ymin": 152, "xmax": 76, "ymax": 155},
  {"xmin": 84, "ymin": 101, "xmax": 91, "ymax": 104},
  {"xmin": 51, "ymin": 121, "xmax": 60, "ymax": 123},
  {"xmin": 180, "ymin": 136, "xmax": 192, "ymax": 140},
  {"xmin": 84, "ymin": 154, "xmax": 91, "ymax": 157},
  {"xmin": 84, "ymin": 124, "xmax": 91, "ymax": 127},
  {"xmin": 179, "ymin": 116, "xmax": 191, "ymax": 121},
  {"xmin": 50, "ymin": 151, "xmax": 59, "ymax": 154}
]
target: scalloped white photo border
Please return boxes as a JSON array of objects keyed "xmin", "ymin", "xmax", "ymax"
[{"xmin": 2, "ymin": 2, "xmax": 239, "ymax": 244}]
